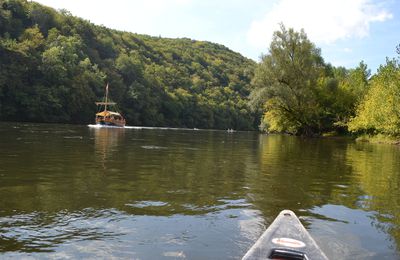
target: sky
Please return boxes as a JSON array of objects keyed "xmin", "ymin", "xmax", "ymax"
[{"xmin": 34, "ymin": 0, "xmax": 400, "ymax": 74}]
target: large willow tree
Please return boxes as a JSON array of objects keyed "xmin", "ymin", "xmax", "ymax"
[{"xmin": 250, "ymin": 24, "xmax": 327, "ymax": 135}]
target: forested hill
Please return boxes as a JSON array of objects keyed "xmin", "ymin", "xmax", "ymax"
[{"xmin": 0, "ymin": 0, "xmax": 259, "ymax": 130}]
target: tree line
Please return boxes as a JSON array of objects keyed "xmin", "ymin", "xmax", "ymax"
[
  {"xmin": 251, "ymin": 24, "xmax": 400, "ymax": 138},
  {"xmin": 1, "ymin": 0, "xmax": 399, "ymax": 138},
  {"xmin": 0, "ymin": 0, "xmax": 259, "ymax": 130}
]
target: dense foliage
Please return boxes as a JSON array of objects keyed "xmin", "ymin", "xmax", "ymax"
[
  {"xmin": 0, "ymin": 0, "xmax": 258, "ymax": 130},
  {"xmin": 250, "ymin": 24, "xmax": 371, "ymax": 136},
  {"xmin": 250, "ymin": 25, "xmax": 326, "ymax": 135},
  {"xmin": 2, "ymin": 0, "xmax": 399, "ymax": 137},
  {"xmin": 348, "ymin": 58, "xmax": 400, "ymax": 136}
]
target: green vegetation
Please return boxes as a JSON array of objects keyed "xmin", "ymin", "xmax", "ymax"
[
  {"xmin": 0, "ymin": 0, "xmax": 258, "ymax": 130},
  {"xmin": 250, "ymin": 24, "xmax": 399, "ymax": 141},
  {"xmin": 250, "ymin": 24, "xmax": 370, "ymax": 136},
  {"xmin": 1, "ymin": 1, "xmax": 399, "ymax": 140},
  {"xmin": 355, "ymin": 134, "xmax": 400, "ymax": 145},
  {"xmin": 348, "ymin": 58, "xmax": 400, "ymax": 137},
  {"xmin": 250, "ymin": 25, "xmax": 327, "ymax": 135}
]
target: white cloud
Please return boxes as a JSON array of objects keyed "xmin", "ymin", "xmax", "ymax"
[
  {"xmin": 247, "ymin": 0, "xmax": 393, "ymax": 49},
  {"xmin": 343, "ymin": 47, "xmax": 353, "ymax": 53}
]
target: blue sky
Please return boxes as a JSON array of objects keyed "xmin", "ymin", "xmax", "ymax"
[{"xmin": 35, "ymin": 0, "xmax": 400, "ymax": 74}]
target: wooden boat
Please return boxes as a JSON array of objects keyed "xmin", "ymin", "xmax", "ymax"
[
  {"xmin": 95, "ymin": 84, "xmax": 126, "ymax": 127},
  {"xmin": 242, "ymin": 210, "xmax": 328, "ymax": 260}
]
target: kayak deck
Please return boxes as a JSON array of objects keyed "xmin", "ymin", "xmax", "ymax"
[{"xmin": 242, "ymin": 210, "xmax": 328, "ymax": 260}]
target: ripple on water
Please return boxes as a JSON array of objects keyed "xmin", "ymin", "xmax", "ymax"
[
  {"xmin": 163, "ymin": 251, "xmax": 186, "ymax": 258},
  {"xmin": 0, "ymin": 208, "xmax": 127, "ymax": 253},
  {"xmin": 141, "ymin": 145, "xmax": 168, "ymax": 150},
  {"xmin": 126, "ymin": 201, "xmax": 169, "ymax": 208},
  {"xmin": 63, "ymin": 136, "xmax": 83, "ymax": 139}
]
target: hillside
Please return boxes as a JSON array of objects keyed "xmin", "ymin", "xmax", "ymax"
[{"xmin": 0, "ymin": 0, "xmax": 258, "ymax": 130}]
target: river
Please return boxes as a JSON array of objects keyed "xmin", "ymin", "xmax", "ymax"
[{"xmin": 0, "ymin": 122, "xmax": 399, "ymax": 259}]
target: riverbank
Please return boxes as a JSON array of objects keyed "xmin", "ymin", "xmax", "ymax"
[
  {"xmin": 321, "ymin": 131, "xmax": 400, "ymax": 145},
  {"xmin": 355, "ymin": 134, "xmax": 400, "ymax": 145}
]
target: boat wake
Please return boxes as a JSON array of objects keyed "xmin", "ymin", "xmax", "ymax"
[
  {"xmin": 87, "ymin": 124, "xmax": 201, "ymax": 131},
  {"xmin": 87, "ymin": 124, "xmax": 125, "ymax": 129}
]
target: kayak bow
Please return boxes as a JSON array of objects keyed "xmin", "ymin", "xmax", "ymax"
[{"xmin": 242, "ymin": 210, "xmax": 328, "ymax": 260}]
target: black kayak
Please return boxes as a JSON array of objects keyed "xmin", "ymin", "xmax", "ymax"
[{"xmin": 242, "ymin": 210, "xmax": 328, "ymax": 260}]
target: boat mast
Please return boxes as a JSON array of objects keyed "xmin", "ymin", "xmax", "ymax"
[
  {"xmin": 105, "ymin": 83, "xmax": 109, "ymax": 111},
  {"xmin": 95, "ymin": 83, "xmax": 116, "ymax": 110}
]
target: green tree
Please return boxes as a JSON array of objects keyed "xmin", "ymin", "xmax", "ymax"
[
  {"xmin": 305, "ymin": 62, "xmax": 370, "ymax": 134},
  {"xmin": 348, "ymin": 59, "xmax": 400, "ymax": 136},
  {"xmin": 346, "ymin": 61, "xmax": 370, "ymax": 101},
  {"xmin": 250, "ymin": 24, "xmax": 326, "ymax": 135},
  {"xmin": 0, "ymin": 0, "xmax": 257, "ymax": 129}
]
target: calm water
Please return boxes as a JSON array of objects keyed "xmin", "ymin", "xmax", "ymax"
[{"xmin": 0, "ymin": 122, "xmax": 399, "ymax": 259}]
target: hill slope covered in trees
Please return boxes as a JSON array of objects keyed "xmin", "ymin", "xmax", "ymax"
[{"xmin": 0, "ymin": 0, "xmax": 259, "ymax": 130}]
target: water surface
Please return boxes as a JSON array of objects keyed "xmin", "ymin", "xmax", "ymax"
[{"xmin": 0, "ymin": 123, "xmax": 399, "ymax": 259}]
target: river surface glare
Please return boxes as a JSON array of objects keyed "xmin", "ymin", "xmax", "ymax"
[{"xmin": 0, "ymin": 123, "xmax": 399, "ymax": 259}]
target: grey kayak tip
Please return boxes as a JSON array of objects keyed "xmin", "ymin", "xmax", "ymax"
[{"xmin": 242, "ymin": 210, "xmax": 328, "ymax": 260}]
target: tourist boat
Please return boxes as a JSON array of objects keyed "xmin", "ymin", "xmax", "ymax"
[
  {"xmin": 95, "ymin": 84, "xmax": 126, "ymax": 127},
  {"xmin": 242, "ymin": 210, "xmax": 328, "ymax": 260}
]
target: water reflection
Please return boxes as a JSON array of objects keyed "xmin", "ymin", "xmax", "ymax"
[
  {"xmin": 251, "ymin": 135, "xmax": 354, "ymax": 217},
  {"xmin": 345, "ymin": 142, "xmax": 400, "ymax": 254},
  {"xmin": 310, "ymin": 205, "xmax": 396, "ymax": 259},
  {"xmin": 249, "ymin": 135, "xmax": 400, "ymax": 258},
  {"xmin": 0, "ymin": 209, "xmax": 124, "ymax": 253},
  {"xmin": 91, "ymin": 127, "xmax": 125, "ymax": 169},
  {"xmin": 0, "ymin": 123, "xmax": 399, "ymax": 259}
]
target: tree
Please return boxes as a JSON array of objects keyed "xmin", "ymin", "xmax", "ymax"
[
  {"xmin": 250, "ymin": 24, "xmax": 326, "ymax": 135},
  {"xmin": 0, "ymin": 0, "xmax": 257, "ymax": 130},
  {"xmin": 348, "ymin": 58, "xmax": 400, "ymax": 136},
  {"xmin": 319, "ymin": 62, "xmax": 370, "ymax": 132},
  {"xmin": 340, "ymin": 61, "xmax": 370, "ymax": 104}
]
